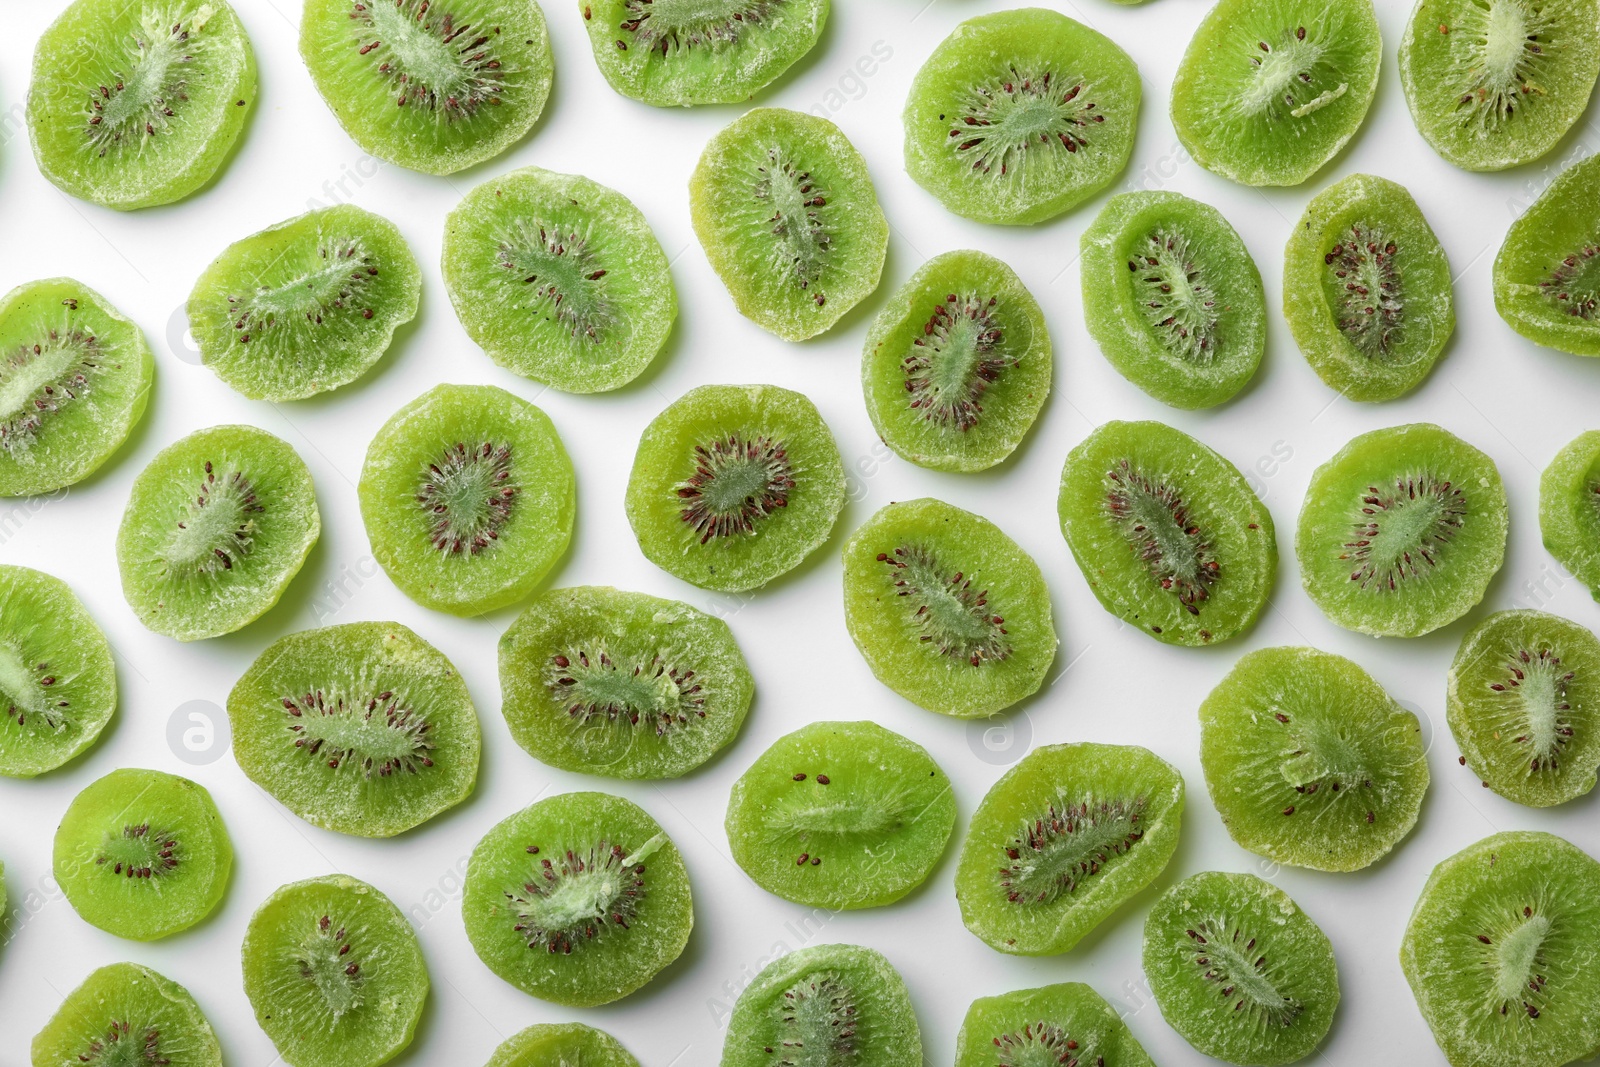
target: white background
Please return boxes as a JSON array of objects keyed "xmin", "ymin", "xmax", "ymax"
[{"xmin": 1, "ymin": 0, "xmax": 1598, "ymax": 1063}]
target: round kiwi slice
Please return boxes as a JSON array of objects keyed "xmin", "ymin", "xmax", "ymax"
[
  {"xmin": 1401, "ymin": 831, "xmax": 1600, "ymax": 1067},
  {"xmin": 1494, "ymin": 152, "xmax": 1600, "ymax": 356},
  {"xmin": 861, "ymin": 250, "xmax": 1052, "ymax": 472},
  {"xmin": 625, "ymin": 383, "xmax": 845, "ymax": 592},
  {"xmin": 187, "ymin": 205, "xmax": 421, "ymax": 402},
  {"xmin": 724, "ymin": 720, "xmax": 957, "ymax": 909},
  {"xmin": 1541, "ymin": 430, "xmax": 1600, "ymax": 599},
  {"xmin": 1400, "ymin": 0, "xmax": 1600, "ymax": 172},
  {"xmin": 955, "ymin": 982, "xmax": 1156, "ymax": 1067},
  {"xmin": 955, "ymin": 742, "xmax": 1184, "ymax": 957},
  {"xmin": 1058, "ymin": 419, "xmax": 1277, "ymax": 646},
  {"xmin": 1143, "ymin": 871, "xmax": 1340, "ymax": 1066},
  {"xmin": 1448, "ymin": 609, "xmax": 1600, "ymax": 808},
  {"xmin": 462, "ymin": 791, "xmax": 692, "ymax": 1006},
  {"xmin": 1296, "ymin": 423, "xmax": 1508, "ymax": 638},
  {"xmin": 1081, "ymin": 191, "xmax": 1267, "ymax": 410},
  {"xmin": 1200, "ymin": 646, "xmax": 1430, "ymax": 872},
  {"xmin": 31, "ymin": 962, "xmax": 222, "ymax": 1067},
  {"xmin": 486, "ymin": 1022, "xmax": 639, "ymax": 1067},
  {"xmin": 499, "ymin": 585, "xmax": 753, "ymax": 779},
  {"xmin": 841, "ymin": 497, "xmax": 1057, "ymax": 718},
  {"xmin": 299, "ymin": 0, "xmax": 553, "ymax": 176},
  {"xmin": 690, "ymin": 107, "xmax": 888, "ymax": 341},
  {"xmin": 242, "ymin": 874, "xmax": 428, "ymax": 1067},
  {"xmin": 359, "ymin": 383, "xmax": 575, "ymax": 616},
  {"xmin": 903, "ymin": 9, "xmax": 1140, "ymax": 226},
  {"xmin": 0, "ymin": 278, "xmax": 155, "ymax": 498},
  {"xmin": 1170, "ymin": 0, "xmax": 1382, "ymax": 187}
]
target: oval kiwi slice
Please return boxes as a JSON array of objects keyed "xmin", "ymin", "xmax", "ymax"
[
  {"xmin": 861, "ymin": 250, "xmax": 1052, "ymax": 472},
  {"xmin": 31, "ymin": 962, "xmax": 222, "ymax": 1067},
  {"xmin": 955, "ymin": 982, "xmax": 1156, "ymax": 1067},
  {"xmin": 360, "ymin": 383, "xmax": 575, "ymax": 616},
  {"xmin": 1171, "ymin": 0, "xmax": 1382, "ymax": 187},
  {"xmin": 1541, "ymin": 430, "xmax": 1600, "ymax": 599},
  {"xmin": 1494, "ymin": 152, "xmax": 1600, "ymax": 356},
  {"xmin": 0, "ymin": 278, "xmax": 155, "ymax": 497},
  {"xmin": 1058, "ymin": 420, "xmax": 1276, "ymax": 646},
  {"xmin": 841, "ymin": 497, "xmax": 1057, "ymax": 718},
  {"xmin": 1448, "ymin": 609, "xmax": 1600, "ymax": 808},
  {"xmin": 1296, "ymin": 423, "xmax": 1507, "ymax": 638},
  {"xmin": 724, "ymin": 720, "xmax": 956, "ymax": 909},
  {"xmin": 1200, "ymin": 646, "xmax": 1430, "ymax": 872},
  {"xmin": 955, "ymin": 742, "xmax": 1184, "ymax": 957},
  {"xmin": 486, "ymin": 1022, "xmax": 639, "ymax": 1067},
  {"xmin": 187, "ymin": 204, "xmax": 421, "ymax": 401},
  {"xmin": 903, "ymin": 9, "xmax": 1140, "ymax": 226},
  {"xmin": 299, "ymin": 0, "xmax": 553, "ymax": 176}
]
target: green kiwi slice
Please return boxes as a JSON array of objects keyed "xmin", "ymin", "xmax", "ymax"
[
  {"xmin": 861, "ymin": 250, "xmax": 1052, "ymax": 472},
  {"xmin": 187, "ymin": 205, "xmax": 421, "ymax": 401},
  {"xmin": 719, "ymin": 943, "xmax": 922, "ymax": 1067},
  {"xmin": 360, "ymin": 384, "xmax": 575, "ymax": 616},
  {"xmin": 690, "ymin": 107, "xmax": 888, "ymax": 341},
  {"xmin": 1494, "ymin": 152, "xmax": 1600, "ymax": 356},
  {"xmin": 1081, "ymin": 191, "xmax": 1267, "ymax": 410},
  {"xmin": 499, "ymin": 585, "xmax": 753, "ymax": 778},
  {"xmin": 0, "ymin": 279, "xmax": 155, "ymax": 498},
  {"xmin": 955, "ymin": 982, "xmax": 1156, "ymax": 1067},
  {"xmin": 0, "ymin": 564, "xmax": 115, "ymax": 778},
  {"xmin": 486, "ymin": 1022, "xmax": 639, "ymax": 1067},
  {"xmin": 1143, "ymin": 871, "xmax": 1340, "ymax": 1066},
  {"xmin": 228, "ymin": 621, "xmax": 481, "ymax": 838},
  {"xmin": 1541, "ymin": 430, "xmax": 1600, "ymax": 598},
  {"xmin": 463, "ymin": 791, "xmax": 692, "ymax": 1006},
  {"xmin": 1296, "ymin": 423, "xmax": 1507, "ymax": 638},
  {"xmin": 1058, "ymin": 420, "xmax": 1276, "ymax": 646},
  {"xmin": 27, "ymin": 0, "xmax": 256, "ymax": 210},
  {"xmin": 581, "ymin": 0, "xmax": 829, "ymax": 107},
  {"xmin": 955, "ymin": 742, "xmax": 1184, "ymax": 956},
  {"xmin": 1400, "ymin": 0, "xmax": 1600, "ymax": 172},
  {"xmin": 841, "ymin": 497, "xmax": 1057, "ymax": 718},
  {"xmin": 1170, "ymin": 0, "xmax": 1382, "ymax": 187},
  {"xmin": 1283, "ymin": 173, "xmax": 1454, "ymax": 402},
  {"xmin": 242, "ymin": 874, "xmax": 428, "ymax": 1067},
  {"xmin": 724, "ymin": 720, "xmax": 956, "ymax": 909},
  {"xmin": 625, "ymin": 383, "xmax": 845, "ymax": 592},
  {"xmin": 1200, "ymin": 646, "xmax": 1430, "ymax": 872},
  {"xmin": 299, "ymin": 0, "xmax": 553, "ymax": 176},
  {"xmin": 1401, "ymin": 831, "xmax": 1600, "ymax": 1067},
  {"xmin": 32, "ymin": 962, "xmax": 222, "ymax": 1067},
  {"xmin": 1448, "ymin": 609, "xmax": 1600, "ymax": 807},
  {"xmin": 903, "ymin": 9, "xmax": 1141, "ymax": 226}
]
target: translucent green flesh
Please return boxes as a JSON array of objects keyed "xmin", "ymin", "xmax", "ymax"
[
  {"xmin": 1002, "ymin": 797, "xmax": 1147, "ymax": 907},
  {"xmin": 1181, "ymin": 913, "xmax": 1302, "ymax": 1027},
  {"xmin": 498, "ymin": 219, "xmax": 616, "ymax": 341},
  {"xmin": 0, "ymin": 641, "xmax": 55, "ymax": 728}
]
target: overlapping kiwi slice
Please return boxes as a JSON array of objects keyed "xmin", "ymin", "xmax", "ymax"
[
  {"xmin": 841, "ymin": 497, "xmax": 1057, "ymax": 718},
  {"xmin": 903, "ymin": 9, "xmax": 1140, "ymax": 226},
  {"xmin": 1058, "ymin": 420, "xmax": 1276, "ymax": 646},
  {"xmin": 955, "ymin": 742, "xmax": 1184, "ymax": 957},
  {"xmin": 1494, "ymin": 152, "xmax": 1600, "ymax": 356},
  {"xmin": 1540, "ymin": 430, "xmax": 1600, "ymax": 598},
  {"xmin": 955, "ymin": 982, "xmax": 1155, "ymax": 1067},
  {"xmin": 1402, "ymin": 831, "xmax": 1600, "ymax": 1067},
  {"xmin": 187, "ymin": 205, "xmax": 421, "ymax": 401},
  {"xmin": 486, "ymin": 1022, "xmax": 639, "ymax": 1067},
  {"xmin": 31, "ymin": 962, "xmax": 222, "ymax": 1067},
  {"xmin": 1081, "ymin": 192, "xmax": 1267, "ymax": 410},
  {"xmin": 690, "ymin": 108, "xmax": 888, "ymax": 340},
  {"xmin": 1171, "ymin": 0, "xmax": 1382, "ymax": 187},
  {"xmin": 1296, "ymin": 423, "xmax": 1507, "ymax": 638},
  {"xmin": 299, "ymin": 0, "xmax": 553, "ymax": 175}
]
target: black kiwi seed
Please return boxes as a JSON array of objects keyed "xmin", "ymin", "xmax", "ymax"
[
  {"xmin": 83, "ymin": 21, "xmax": 197, "ymax": 156},
  {"xmin": 166, "ymin": 461, "xmax": 263, "ymax": 576},
  {"xmin": 614, "ymin": 0, "xmax": 774, "ymax": 54},
  {"xmin": 904, "ymin": 293, "xmax": 1012, "ymax": 430},
  {"xmin": 773, "ymin": 973, "xmax": 858, "ymax": 1059},
  {"xmin": 1341, "ymin": 475, "xmax": 1465, "ymax": 591},
  {"xmin": 1, "ymin": 329, "xmax": 101, "ymax": 452},
  {"xmin": 1539, "ymin": 246, "xmax": 1600, "ymax": 320},
  {"xmin": 227, "ymin": 241, "xmax": 380, "ymax": 347},
  {"xmin": 1490, "ymin": 647, "xmax": 1575, "ymax": 774},
  {"xmin": 506, "ymin": 841, "xmax": 647, "ymax": 954},
  {"xmin": 1105, "ymin": 459, "xmax": 1219, "ymax": 614},
  {"xmin": 999, "ymin": 798, "xmax": 1147, "ymax": 905},
  {"xmin": 418, "ymin": 440, "xmax": 519, "ymax": 556},
  {"xmin": 1183, "ymin": 919, "xmax": 1301, "ymax": 1026},
  {"xmin": 545, "ymin": 648, "xmax": 707, "ymax": 736},
  {"xmin": 951, "ymin": 70, "xmax": 1104, "ymax": 173},
  {"xmin": 300, "ymin": 913, "xmax": 366, "ymax": 1012},
  {"xmin": 1323, "ymin": 228, "xmax": 1404, "ymax": 358},
  {"xmin": 94, "ymin": 822, "xmax": 179, "ymax": 880},
  {"xmin": 754, "ymin": 149, "xmax": 833, "ymax": 305},
  {"xmin": 498, "ymin": 221, "xmax": 615, "ymax": 341},
  {"xmin": 676, "ymin": 435, "xmax": 795, "ymax": 543},
  {"xmin": 878, "ymin": 544, "xmax": 1011, "ymax": 667},
  {"xmin": 280, "ymin": 688, "xmax": 436, "ymax": 777},
  {"xmin": 351, "ymin": 0, "xmax": 508, "ymax": 117},
  {"xmin": 1135, "ymin": 230, "xmax": 1222, "ymax": 363}
]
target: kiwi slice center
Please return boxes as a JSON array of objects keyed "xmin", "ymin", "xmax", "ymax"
[
  {"xmin": 764, "ymin": 776, "xmax": 905, "ymax": 861},
  {"xmin": 775, "ymin": 973, "xmax": 858, "ymax": 1063},
  {"xmin": 1343, "ymin": 475, "xmax": 1466, "ymax": 592},
  {"xmin": 0, "ymin": 643, "xmax": 65, "ymax": 729},
  {"xmin": 544, "ymin": 647, "xmax": 706, "ymax": 735},
  {"xmin": 1134, "ymin": 230, "xmax": 1221, "ymax": 364},
  {"xmin": 1238, "ymin": 26, "xmax": 1347, "ymax": 120},
  {"xmin": 999, "ymin": 796, "xmax": 1148, "ymax": 906},
  {"xmin": 993, "ymin": 1024, "xmax": 1085, "ymax": 1067},
  {"xmin": 353, "ymin": 0, "xmax": 506, "ymax": 117},
  {"xmin": 904, "ymin": 293, "xmax": 1014, "ymax": 431},
  {"xmin": 71, "ymin": 1021, "xmax": 170, "ymax": 1066},
  {"xmin": 499, "ymin": 221, "xmax": 615, "ymax": 342},
  {"xmin": 951, "ymin": 69, "xmax": 1102, "ymax": 175},
  {"xmin": 94, "ymin": 823, "xmax": 179, "ymax": 881},
  {"xmin": 161, "ymin": 463, "xmax": 264, "ymax": 577},
  {"xmin": 879, "ymin": 544, "xmax": 1011, "ymax": 666},
  {"xmin": 294, "ymin": 914, "xmax": 366, "ymax": 1021},
  {"xmin": 281, "ymin": 688, "xmax": 437, "ymax": 776},
  {"xmin": 85, "ymin": 10, "xmax": 202, "ymax": 158},
  {"xmin": 505, "ymin": 834, "xmax": 664, "ymax": 953},
  {"xmin": 676, "ymin": 435, "xmax": 794, "ymax": 543},
  {"xmin": 0, "ymin": 328, "xmax": 100, "ymax": 453},
  {"xmin": 615, "ymin": 0, "xmax": 776, "ymax": 53},
  {"xmin": 230, "ymin": 242, "xmax": 379, "ymax": 345},
  {"xmin": 418, "ymin": 441, "xmax": 519, "ymax": 555},
  {"xmin": 1184, "ymin": 919, "xmax": 1301, "ymax": 1026},
  {"xmin": 755, "ymin": 149, "xmax": 834, "ymax": 303},
  {"xmin": 1539, "ymin": 245, "xmax": 1600, "ymax": 320},
  {"xmin": 1273, "ymin": 709, "xmax": 1377, "ymax": 821},
  {"xmin": 1324, "ymin": 226, "xmax": 1403, "ymax": 360},
  {"xmin": 1105, "ymin": 460, "xmax": 1219, "ymax": 614},
  {"xmin": 1478, "ymin": 905, "xmax": 1555, "ymax": 1018},
  {"xmin": 1452, "ymin": 1, "xmax": 1551, "ymax": 128},
  {"xmin": 1491, "ymin": 647, "xmax": 1575, "ymax": 773}
]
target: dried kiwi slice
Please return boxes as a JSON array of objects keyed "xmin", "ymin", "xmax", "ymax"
[
  {"xmin": 32, "ymin": 962, "xmax": 222, "ymax": 1067},
  {"xmin": 724, "ymin": 720, "xmax": 957, "ymax": 909},
  {"xmin": 861, "ymin": 250, "xmax": 1051, "ymax": 472},
  {"xmin": 841, "ymin": 497, "xmax": 1057, "ymax": 718},
  {"xmin": 903, "ymin": 9, "xmax": 1140, "ymax": 226},
  {"xmin": 1494, "ymin": 152, "xmax": 1600, "ymax": 356},
  {"xmin": 955, "ymin": 742, "xmax": 1184, "ymax": 956},
  {"xmin": 955, "ymin": 982, "xmax": 1155, "ymax": 1067},
  {"xmin": 1081, "ymin": 191, "xmax": 1267, "ymax": 410},
  {"xmin": 1541, "ymin": 430, "xmax": 1600, "ymax": 598},
  {"xmin": 486, "ymin": 1023, "xmax": 639, "ymax": 1067}
]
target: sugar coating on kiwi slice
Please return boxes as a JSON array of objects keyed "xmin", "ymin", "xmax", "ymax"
[
  {"xmin": 187, "ymin": 204, "xmax": 421, "ymax": 401},
  {"xmin": 1171, "ymin": 0, "xmax": 1382, "ymax": 187},
  {"xmin": 861, "ymin": 250, "xmax": 1052, "ymax": 472},
  {"xmin": 841, "ymin": 497, "xmax": 1057, "ymax": 718},
  {"xmin": 486, "ymin": 1022, "xmax": 639, "ymax": 1067},
  {"xmin": 1296, "ymin": 423, "xmax": 1507, "ymax": 638},
  {"xmin": 463, "ymin": 791, "xmax": 692, "ymax": 1007},
  {"xmin": 299, "ymin": 0, "xmax": 553, "ymax": 176},
  {"xmin": 31, "ymin": 962, "xmax": 222, "ymax": 1067},
  {"xmin": 903, "ymin": 8, "xmax": 1140, "ymax": 226},
  {"xmin": 359, "ymin": 384, "xmax": 574, "ymax": 616},
  {"xmin": 1058, "ymin": 420, "xmax": 1276, "ymax": 647},
  {"xmin": 690, "ymin": 107, "xmax": 888, "ymax": 341},
  {"xmin": 955, "ymin": 742, "xmax": 1184, "ymax": 957},
  {"xmin": 1402, "ymin": 831, "xmax": 1600, "ymax": 1067},
  {"xmin": 1540, "ymin": 430, "xmax": 1600, "ymax": 599},
  {"xmin": 954, "ymin": 982, "xmax": 1156, "ymax": 1067},
  {"xmin": 725, "ymin": 720, "xmax": 956, "ymax": 909},
  {"xmin": 1495, "ymin": 151, "xmax": 1600, "ymax": 356},
  {"xmin": 1144, "ymin": 871, "xmax": 1340, "ymax": 1066}
]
